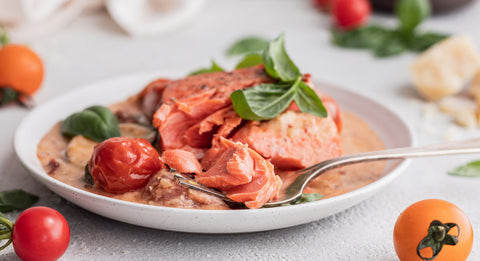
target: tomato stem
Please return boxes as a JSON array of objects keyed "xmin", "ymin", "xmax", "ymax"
[
  {"xmin": 0, "ymin": 215, "xmax": 13, "ymax": 251},
  {"xmin": 416, "ymin": 220, "xmax": 459, "ymax": 260},
  {"xmin": 0, "ymin": 27, "xmax": 8, "ymax": 46}
]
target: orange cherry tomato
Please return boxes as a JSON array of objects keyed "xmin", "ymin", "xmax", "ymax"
[
  {"xmin": 393, "ymin": 199, "xmax": 473, "ymax": 261},
  {"xmin": 0, "ymin": 44, "xmax": 44, "ymax": 95}
]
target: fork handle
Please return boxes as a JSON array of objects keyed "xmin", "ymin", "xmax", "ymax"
[{"xmin": 299, "ymin": 138, "xmax": 480, "ymax": 194}]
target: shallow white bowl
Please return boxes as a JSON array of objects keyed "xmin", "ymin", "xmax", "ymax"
[{"xmin": 14, "ymin": 72, "xmax": 413, "ymax": 233}]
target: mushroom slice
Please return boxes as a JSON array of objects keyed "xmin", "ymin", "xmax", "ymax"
[{"xmin": 119, "ymin": 123, "xmax": 157, "ymax": 143}]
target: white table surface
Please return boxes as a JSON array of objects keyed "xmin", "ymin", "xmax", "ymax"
[{"xmin": 1, "ymin": 0, "xmax": 480, "ymax": 260}]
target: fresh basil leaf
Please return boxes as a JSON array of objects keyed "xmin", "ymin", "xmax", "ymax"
[
  {"xmin": 61, "ymin": 105, "xmax": 121, "ymax": 142},
  {"xmin": 0, "ymin": 190, "xmax": 38, "ymax": 213},
  {"xmin": 235, "ymin": 53, "xmax": 263, "ymax": 69},
  {"xmin": 395, "ymin": 0, "xmax": 431, "ymax": 37},
  {"xmin": 294, "ymin": 82, "xmax": 327, "ymax": 118},
  {"xmin": 227, "ymin": 36, "xmax": 269, "ymax": 57},
  {"xmin": 188, "ymin": 60, "xmax": 225, "ymax": 76},
  {"xmin": 263, "ymin": 33, "xmax": 301, "ymax": 82},
  {"xmin": 332, "ymin": 25, "xmax": 392, "ymax": 50},
  {"xmin": 373, "ymin": 32, "xmax": 408, "ymax": 57},
  {"xmin": 291, "ymin": 193, "xmax": 324, "ymax": 205},
  {"xmin": 408, "ymin": 32, "xmax": 449, "ymax": 52},
  {"xmin": 448, "ymin": 161, "xmax": 480, "ymax": 177},
  {"xmin": 231, "ymin": 82, "xmax": 296, "ymax": 121}
]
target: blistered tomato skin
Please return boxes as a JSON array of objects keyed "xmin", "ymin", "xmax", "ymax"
[{"xmin": 88, "ymin": 137, "xmax": 163, "ymax": 193}]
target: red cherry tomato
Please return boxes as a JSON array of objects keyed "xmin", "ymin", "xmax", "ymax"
[
  {"xmin": 88, "ymin": 137, "xmax": 164, "ymax": 193},
  {"xmin": 12, "ymin": 207, "xmax": 70, "ymax": 261},
  {"xmin": 332, "ymin": 0, "xmax": 371, "ymax": 29}
]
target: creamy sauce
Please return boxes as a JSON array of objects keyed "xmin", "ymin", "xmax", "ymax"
[{"xmin": 37, "ymin": 99, "xmax": 385, "ymax": 209}]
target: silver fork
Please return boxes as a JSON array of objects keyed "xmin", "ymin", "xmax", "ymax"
[{"xmin": 175, "ymin": 138, "xmax": 480, "ymax": 208}]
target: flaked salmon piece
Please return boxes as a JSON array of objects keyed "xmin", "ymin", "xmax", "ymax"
[
  {"xmin": 160, "ymin": 65, "xmax": 271, "ymax": 106},
  {"xmin": 232, "ymin": 110, "xmax": 342, "ymax": 170},
  {"xmin": 196, "ymin": 138, "xmax": 282, "ymax": 209},
  {"xmin": 197, "ymin": 144, "xmax": 254, "ymax": 188},
  {"xmin": 152, "ymin": 66, "xmax": 270, "ymax": 154},
  {"xmin": 162, "ymin": 149, "xmax": 203, "ymax": 175},
  {"xmin": 184, "ymin": 106, "xmax": 243, "ymax": 148}
]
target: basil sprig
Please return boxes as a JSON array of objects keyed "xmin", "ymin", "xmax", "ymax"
[
  {"xmin": 0, "ymin": 190, "xmax": 38, "ymax": 212},
  {"xmin": 227, "ymin": 36, "xmax": 269, "ymax": 57},
  {"xmin": 448, "ymin": 161, "xmax": 480, "ymax": 177},
  {"xmin": 61, "ymin": 105, "xmax": 121, "ymax": 142},
  {"xmin": 332, "ymin": 0, "xmax": 448, "ymax": 57},
  {"xmin": 188, "ymin": 60, "xmax": 225, "ymax": 76},
  {"xmin": 231, "ymin": 34, "xmax": 327, "ymax": 121},
  {"xmin": 235, "ymin": 53, "xmax": 263, "ymax": 69}
]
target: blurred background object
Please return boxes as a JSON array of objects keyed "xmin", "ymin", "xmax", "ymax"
[
  {"xmin": 0, "ymin": 0, "xmax": 205, "ymax": 41},
  {"xmin": 371, "ymin": 0, "xmax": 475, "ymax": 13}
]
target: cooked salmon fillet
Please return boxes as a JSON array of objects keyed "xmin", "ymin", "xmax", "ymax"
[
  {"xmin": 232, "ymin": 110, "xmax": 342, "ymax": 170},
  {"xmin": 196, "ymin": 138, "xmax": 281, "ymax": 209},
  {"xmin": 143, "ymin": 66, "xmax": 344, "ymax": 208},
  {"xmin": 149, "ymin": 66, "xmax": 271, "ymax": 157}
]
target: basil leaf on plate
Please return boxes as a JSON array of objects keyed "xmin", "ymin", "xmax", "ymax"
[
  {"xmin": 231, "ymin": 82, "xmax": 296, "ymax": 121},
  {"xmin": 262, "ymin": 33, "xmax": 301, "ymax": 82},
  {"xmin": 448, "ymin": 161, "xmax": 480, "ymax": 177},
  {"xmin": 61, "ymin": 105, "xmax": 121, "ymax": 142},
  {"xmin": 396, "ymin": 0, "xmax": 431, "ymax": 37},
  {"xmin": 227, "ymin": 36, "xmax": 269, "ymax": 57},
  {"xmin": 289, "ymin": 193, "xmax": 324, "ymax": 205},
  {"xmin": 408, "ymin": 32, "xmax": 449, "ymax": 52},
  {"xmin": 188, "ymin": 60, "xmax": 225, "ymax": 76},
  {"xmin": 0, "ymin": 189, "xmax": 38, "ymax": 213},
  {"xmin": 294, "ymin": 81, "xmax": 327, "ymax": 118},
  {"xmin": 235, "ymin": 53, "xmax": 263, "ymax": 69}
]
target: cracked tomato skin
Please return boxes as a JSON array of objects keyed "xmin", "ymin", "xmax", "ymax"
[
  {"xmin": 88, "ymin": 137, "xmax": 163, "ymax": 193},
  {"xmin": 12, "ymin": 207, "xmax": 70, "ymax": 261}
]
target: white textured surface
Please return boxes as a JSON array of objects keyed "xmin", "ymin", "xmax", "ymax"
[{"xmin": 1, "ymin": 0, "xmax": 480, "ymax": 260}]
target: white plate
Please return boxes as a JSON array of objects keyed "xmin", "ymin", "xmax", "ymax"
[{"xmin": 14, "ymin": 72, "xmax": 413, "ymax": 234}]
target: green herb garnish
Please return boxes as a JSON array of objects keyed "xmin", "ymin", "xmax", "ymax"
[
  {"xmin": 235, "ymin": 53, "xmax": 263, "ymax": 69},
  {"xmin": 332, "ymin": 0, "xmax": 448, "ymax": 57},
  {"xmin": 230, "ymin": 34, "xmax": 327, "ymax": 121},
  {"xmin": 290, "ymin": 193, "xmax": 324, "ymax": 205},
  {"xmin": 61, "ymin": 105, "xmax": 121, "ymax": 142},
  {"xmin": 227, "ymin": 36, "xmax": 269, "ymax": 57},
  {"xmin": 0, "ymin": 190, "xmax": 38, "ymax": 213},
  {"xmin": 188, "ymin": 60, "xmax": 225, "ymax": 76},
  {"xmin": 448, "ymin": 160, "xmax": 480, "ymax": 177}
]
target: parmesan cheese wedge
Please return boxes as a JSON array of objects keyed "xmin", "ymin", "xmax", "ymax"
[
  {"xmin": 410, "ymin": 35, "xmax": 480, "ymax": 101},
  {"xmin": 438, "ymin": 96, "xmax": 478, "ymax": 128}
]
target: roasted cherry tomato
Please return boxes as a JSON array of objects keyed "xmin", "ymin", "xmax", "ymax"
[
  {"xmin": 88, "ymin": 137, "xmax": 163, "ymax": 193},
  {"xmin": 0, "ymin": 44, "xmax": 44, "ymax": 95},
  {"xmin": 393, "ymin": 199, "xmax": 473, "ymax": 261},
  {"xmin": 332, "ymin": 0, "xmax": 371, "ymax": 29},
  {"xmin": 12, "ymin": 207, "xmax": 70, "ymax": 261}
]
